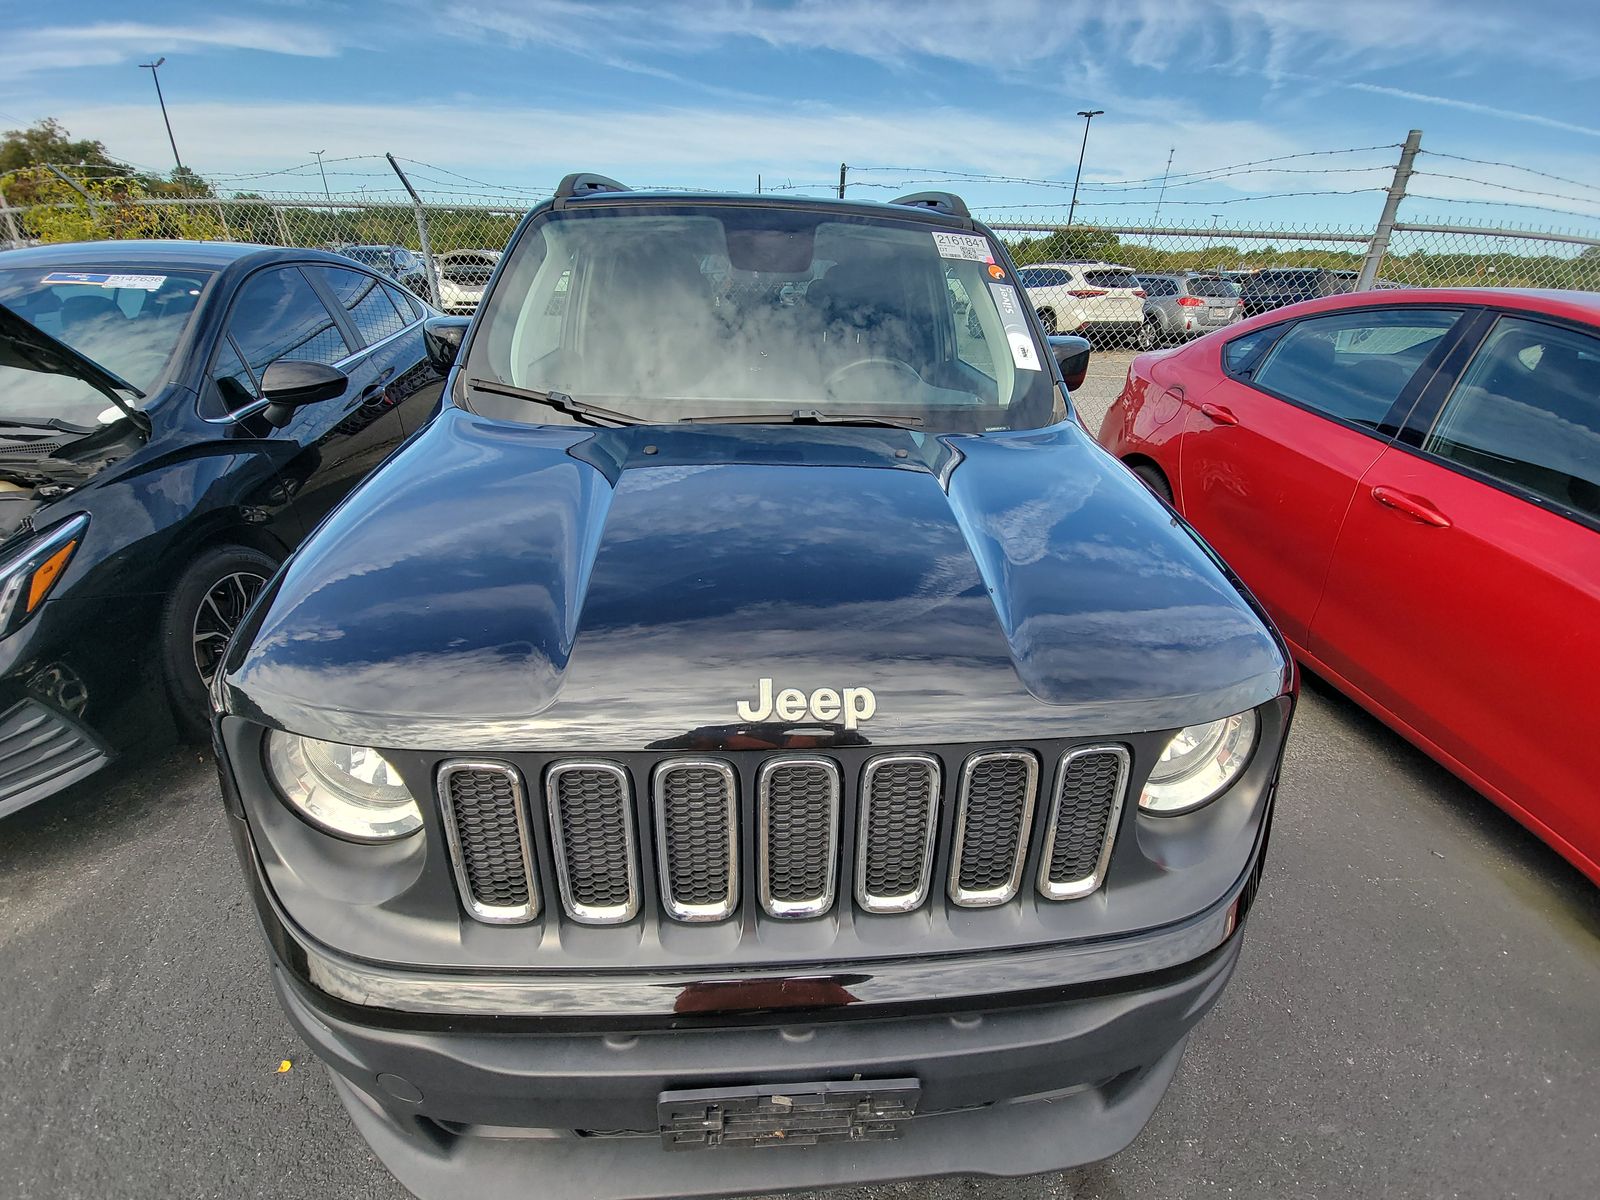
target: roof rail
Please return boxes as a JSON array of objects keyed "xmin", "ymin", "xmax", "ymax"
[
  {"xmin": 553, "ymin": 173, "xmax": 631, "ymax": 203},
  {"xmin": 889, "ymin": 191, "xmax": 971, "ymax": 219}
]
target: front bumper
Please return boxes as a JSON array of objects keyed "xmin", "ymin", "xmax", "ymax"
[
  {"xmin": 246, "ymin": 809, "xmax": 1264, "ymax": 1200},
  {"xmin": 276, "ymin": 932, "xmax": 1240, "ymax": 1200}
]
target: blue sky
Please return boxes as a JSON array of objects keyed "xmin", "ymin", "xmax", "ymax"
[{"xmin": 2, "ymin": 0, "xmax": 1599, "ymax": 231}]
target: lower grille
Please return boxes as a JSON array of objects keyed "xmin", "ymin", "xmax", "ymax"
[
  {"xmin": 438, "ymin": 762, "xmax": 538, "ymax": 923},
  {"xmin": 855, "ymin": 754, "xmax": 941, "ymax": 913},
  {"xmin": 1038, "ymin": 746, "xmax": 1130, "ymax": 900},
  {"xmin": 653, "ymin": 760, "xmax": 738, "ymax": 922},
  {"xmin": 949, "ymin": 750, "xmax": 1039, "ymax": 907},
  {"xmin": 546, "ymin": 762, "xmax": 640, "ymax": 925},
  {"xmin": 0, "ymin": 698, "xmax": 106, "ymax": 815},
  {"xmin": 757, "ymin": 757, "xmax": 841, "ymax": 918}
]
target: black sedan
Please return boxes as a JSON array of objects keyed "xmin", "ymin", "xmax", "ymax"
[{"xmin": 0, "ymin": 239, "xmax": 445, "ymax": 818}]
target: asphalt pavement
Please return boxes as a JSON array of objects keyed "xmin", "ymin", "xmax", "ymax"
[{"xmin": 2, "ymin": 353, "xmax": 1596, "ymax": 1198}]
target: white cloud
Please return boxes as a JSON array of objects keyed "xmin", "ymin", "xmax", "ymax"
[
  {"xmin": 1346, "ymin": 83, "xmax": 1600, "ymax": 141},
  {"xmin": 0, "ymin": 18, "xmax": 340, "ymax": 79},
  {"xmin": 437, "ymin": 0, "xmax": 1600, "ymax": 80}
]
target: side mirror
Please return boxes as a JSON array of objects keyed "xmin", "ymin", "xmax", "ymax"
[
  {"xmin": 1048, "ymin": 334, "xmax": 1092, "ymax": 391},
  {"xmin": 424, "ymin": 316, "xmax": 471, "ymax": 373},
  {"xmin": 259, "ymin": 360, "xmax": 348, "ymax": 428}
]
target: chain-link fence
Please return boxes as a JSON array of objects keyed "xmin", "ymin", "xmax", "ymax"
[{"xmin": 3, "ymin": 155, "xmax": 1597, "ymax": 346}]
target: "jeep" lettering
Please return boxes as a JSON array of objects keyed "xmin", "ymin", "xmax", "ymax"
[{"xmin": 735, "ymin": 678, "xmax": 877, "ymax": 730}]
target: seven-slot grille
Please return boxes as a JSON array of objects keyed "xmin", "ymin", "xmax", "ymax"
[{"xmin": 438, "ymin": 746, "xmax": 1130, "ymax": 926}]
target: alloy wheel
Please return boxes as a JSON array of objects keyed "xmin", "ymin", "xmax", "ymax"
[{"xmin": 192, "ymin": 570, "xmax": 268, "ymax": 686}]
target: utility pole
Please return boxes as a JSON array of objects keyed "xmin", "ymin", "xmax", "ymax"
[
  {"xmin": 837, "ymin": 163, "xmax": 848, "ymax": 199},
  {"xmin": 1151, "ymin": 146, "xmax": 1175, "ymax": 224},
  {"xmin": 311, "ymin": 150, "xmax": 332, "ymax": 202},
  {"xmin": 1357, "ymin": 129, "xmax": 1422, "ymax": 291},
  {"xmin": 139, "ymin": 57, "xmax": 183, "ymax": 171},
  {"xmin": 1065, "ymin": 109, "xmax": 1103, "ymax": 230}
]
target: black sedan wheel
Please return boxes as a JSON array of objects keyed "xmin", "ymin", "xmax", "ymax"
[{"xmin": 161, "ymin": 546, "xmax": 278, "ymax": 742}]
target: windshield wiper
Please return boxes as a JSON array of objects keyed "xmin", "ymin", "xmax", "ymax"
[
  {"xmin": 678, "ymin": 409, "xmax": 924, "ymax": 430},
  {"xmin": 465, "ymin": 378, "xmax": 643, "ymax": 427},
  {"xmin": 0, "ymin": 416, "xmax": 98, "ymax": 435}
]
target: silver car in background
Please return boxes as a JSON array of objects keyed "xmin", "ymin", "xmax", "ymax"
[
  {"xmin": 1134, "ymin": 272, "xmax": 1242, "ymax": 345},
  {"xmin": 434, "ymin": 249, "xmax": 502, "ymax": 314}
]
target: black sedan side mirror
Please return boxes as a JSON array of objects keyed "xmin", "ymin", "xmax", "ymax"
[
  {"xmin": 1048, "ymin": 334, "xmax": 1092, "ymax": 391},
  {"xmin": 424, "ymin": 316, "xmax": 471, "ymax": 373},
  {"xmin": 260, "ymin": 360, "xmax": 348, "ymax": 428}
]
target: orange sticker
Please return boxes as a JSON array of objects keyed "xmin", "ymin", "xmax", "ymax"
[{"xmin": 987, "ymin": 263, "xmax": 1005, "ymax": 279}]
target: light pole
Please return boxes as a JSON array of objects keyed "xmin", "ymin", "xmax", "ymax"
[
  {"xmin": 1065, "ymin": 109, "xmax": 1103, "ymax": 230},
  {"xmin": 310, "ymin": 150, "xmax": 332, "ymax": 202},
  {"xmin": 139, "ymin": 57, "xmax": 183, "ymax": 171}
]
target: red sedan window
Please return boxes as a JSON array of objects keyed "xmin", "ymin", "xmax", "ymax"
[
  {"xmin": 1426, "ymin": 315, "xmax": 1600, "ymax": 521},
  {"xmin": 1251, "ymin": 308, "xmax": 1461, "ymax": 429}
]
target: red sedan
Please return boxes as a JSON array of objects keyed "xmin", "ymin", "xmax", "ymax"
[{"xmin": 1097, "ymin": 287, "xmax": 1600, "ymax": 884}]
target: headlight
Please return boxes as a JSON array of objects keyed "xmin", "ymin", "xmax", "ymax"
[
  {"xmin": 265, "ymin": 731, "xmax": 422, "ymax": 842},
  {"xmin": 1139, "ymin": 709, "xmax": 1258, "ymax": 815},
  {"xmin": 0, "ymin": 513, "xmax": 88, "ymax": 638}
]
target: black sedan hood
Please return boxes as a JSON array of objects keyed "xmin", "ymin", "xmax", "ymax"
[{"xmin": 222, "ymin": 410, "xmax": 1288, "ymax": 751}]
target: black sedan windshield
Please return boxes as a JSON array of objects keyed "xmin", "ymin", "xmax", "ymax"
[
  {"xmin": 465, "ymin": 204, "xmax": 1059, "ymax": 432},
  {"xmin": 0, "ymin": 265, "xmax": 211, "ymax": 424}
]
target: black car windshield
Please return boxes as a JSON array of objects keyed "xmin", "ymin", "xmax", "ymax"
[
  {"xmin": 0, "ymin": 265, "xmax": 211, "ymax": 423},
  {"xmin": 464, "ymin": 204, "xmax": 1059, "ymax": 432}
]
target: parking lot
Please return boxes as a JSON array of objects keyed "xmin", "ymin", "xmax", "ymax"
[{"xmin": 0, "ymin": 346, "xmax": 1592, "ymax": 1200}]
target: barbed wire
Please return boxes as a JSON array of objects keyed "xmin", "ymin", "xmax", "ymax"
[
  {"xmin": 1408, "ymin": 170, "xmax": 1600, "ymax": 212},
  {"xmin": 1419, "ymin": 150, "xmax": 1600, "ymax": 198}
]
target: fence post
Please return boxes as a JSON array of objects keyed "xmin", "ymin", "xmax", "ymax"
[
  {"xmin": 1357, "ymin": 129, "xmax": 1422, "ymax": 291},
  {"xmin": 272, "ymin": 203, "xmax": 291, "ymax": 246},
  {"xmin": 386, "ymin": 153, "xmax": 441, "ymax": 307},
  {"xmin": 0, "ymin": 184, "xmax": 22, "ymax": 245},
  {"xmin": 838, "ymin": 163, "xmax": 848, "ymax": 199},
  {"xmin": 46, "ymin": 164, "xmax": 101, "ymax": 235}
]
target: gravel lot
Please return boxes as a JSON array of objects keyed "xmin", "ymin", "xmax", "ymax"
[{"xmin": 3, "ymin": 353, "xmax": 1596, "ymax": 1199}]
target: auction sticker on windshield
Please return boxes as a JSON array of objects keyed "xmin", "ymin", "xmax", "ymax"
[
  {"xmin": 932, "ymin": 231, "xmax": 991, "ymax": 262},
  {"xmin": 40, "ymin": 272, "xmax": 168, "ymax": 291},
  {"xmin": 987, "ymin": 282, "xmax": 1041, "ymax": 371}
]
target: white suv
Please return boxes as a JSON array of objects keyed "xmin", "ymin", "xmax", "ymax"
[{"xmin": 1016, "ymin": 261, "xmax": 1146, "ymax": 344}]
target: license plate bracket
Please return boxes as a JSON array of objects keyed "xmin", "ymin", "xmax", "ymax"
[{"xmin": 658, "ymin": 1078, "xmax": 920, "ymax": 1150}]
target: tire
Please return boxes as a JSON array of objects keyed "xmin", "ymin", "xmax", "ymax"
[
  {"xmin": 1129, "ymin": 462, "xmax": 1174, "ymax": 504},
  {"xmin": 1038, "ymin": 308, "xmax": 1058, "ymax": 335},
  {"xmin": 1135, "ymin": 318, "xmax": 1159, "ymax": 350},
  {"xmin": 160, "ymin": 545, "xmax": 278, "ymax": 742}
]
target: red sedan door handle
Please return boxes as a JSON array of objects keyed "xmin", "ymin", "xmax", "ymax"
[
  {"xmin": 1371, "ymin": 486, "xmax": 1452, "ymax": 528},
  {"xmin": 1199, "ymin": 402, "xmax": 1238, "ymax": 426}
]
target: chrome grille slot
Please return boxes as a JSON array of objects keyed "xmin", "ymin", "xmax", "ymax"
[
  {"xmin": 653, "ymin": 760, "xmax": 739, "ymax": 922},
  {"xmin": 757, "ymin": 757, "xmax": 841, "ymax": 919},
  {"xmin": 948, "ymin": 750, "xmax": 1039, "ymax": 907},
  {"xmin": 545, "ymin": 762, "xmax": 640, "ymax": 924},
  {"xmin": 437, "ymin": 761, "xmax": 538, "ymax": 924},
  {"xmin": 1038, "ymin": 746, "xmax": 1130, "ymax": 901},
  {"xmin": 855, "ymin": 754, "xmax": 941, "ymax": 914}
]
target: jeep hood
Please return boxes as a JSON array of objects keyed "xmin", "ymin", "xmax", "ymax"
[{"xmin": 222, "ymin": 409, "xmax": 1288, "ymax": 750}]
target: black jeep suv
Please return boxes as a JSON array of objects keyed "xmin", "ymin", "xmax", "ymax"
[{"xmin": 214, "ymin": 176, "xmax": 1294, "ymax": 1199}]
